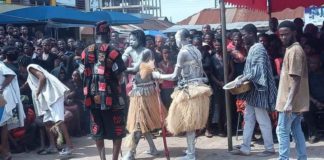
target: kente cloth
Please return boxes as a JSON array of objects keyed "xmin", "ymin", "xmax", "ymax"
[
  {"xmin": 0, "ymin": 61, "xmax": 25, "ymax": 129},
  {"xmin": 239, "ymin": 43, "xmax": 277, "ymax": 111},
  {"xmin": 82, "ymin": 43, "xmax": 126, "ymax": 110},
  {"xmin": 27, "ymin": 64, "xmax": 70, "ymax": 116}
]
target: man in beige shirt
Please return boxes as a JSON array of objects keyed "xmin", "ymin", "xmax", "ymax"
[{"xmin": 276, "ymin": 21, "xmax": 309, "ymax": 160}]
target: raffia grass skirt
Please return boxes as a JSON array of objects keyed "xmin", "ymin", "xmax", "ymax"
[
  {"xmin": 166, "ymin": 84, "xmax": 212, "ymax": 135},
  {"xmin": 126, "ymin": 91, "xmax": 166, "ymax": 134}
]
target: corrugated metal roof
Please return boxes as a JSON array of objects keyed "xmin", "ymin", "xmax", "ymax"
[
  {"xmin": 177, "ymin": 7, "xmax": 304, "ymax": 25},
  {"xmin": 134, "ymin": 18, "xmax": 174, "ymax": 30}
]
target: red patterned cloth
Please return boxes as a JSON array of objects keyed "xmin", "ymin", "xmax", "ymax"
[
  {"xmin": 236, "ymin": 99, "xmax": 246, "ymax": 113},
  {"xmin": 82, "ymin": 43, "xmax": 126, "ymax": 110}
]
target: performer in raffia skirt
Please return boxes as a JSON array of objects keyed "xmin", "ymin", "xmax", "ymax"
[
  {"xmin": 123, "ymin": 49, "xmax": 166, "ymax": 160},
  {"xmin": 153, "ymin": 29, "xmax": 212, "ymax": 160}
]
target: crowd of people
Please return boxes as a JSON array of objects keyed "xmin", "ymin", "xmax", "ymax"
[{"xmin": 0, "ymin": 17, "xmax": 323, "ymax": 160}]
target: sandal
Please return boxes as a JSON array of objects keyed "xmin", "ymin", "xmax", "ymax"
[{"xmin": 38, "ymin": 148, "xmax": 58, "ymax": 155}]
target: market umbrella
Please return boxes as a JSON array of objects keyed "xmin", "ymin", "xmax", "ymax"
[
  {"xmin": 2, "ymin": 6, "xmax": 97, "ymax": 25},
  {"xmin": 87, "ymin": 11, "xmax": 143, "ymax": 25},
  {"xmin": 0, "ymin": 14, "xmax": 38, "ymax": 24}
]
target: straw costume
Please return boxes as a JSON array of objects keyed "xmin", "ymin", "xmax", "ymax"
[{"xmin": 123, "ymin": 49, "xmax": 166, "ymax": 160}]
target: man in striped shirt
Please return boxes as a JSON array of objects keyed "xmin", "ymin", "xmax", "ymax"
[{"xmin": 231, "ymin": 24, "xmax": 277, "ymax": 157}]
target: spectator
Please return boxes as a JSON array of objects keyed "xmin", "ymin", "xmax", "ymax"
[
  {"xmin": 37, "ymin": 39, "xmax": 57, "ymax": 72},
  {"xmin": 303, "ymin": 38, "xmax": 319, "ymax": 56},
  {"xmin": 258, "ymin": 33, "xmax": 270, "ymax": 49},
  {"xmin": 0, "ymin": 26, "xmax": 5, "ymax": 35},
  {"xmin": 66, "ymin": 70, "xmax": 89, "ymax": 135},
  {"xmin": 189, "ymin": 29, "xmax": 198, "ymax": 37},
  {"xmin": 266, "ymin": 17, "xmax": 279, "ymax": 35},
  {"xmin": 202, "ymin": 24, "xmax": 212, "ymax": 35},
  {"xmin": 22, "ymin": 42, "xmax": 34, "ymax": 57},
  {"xmin": 145, "ymin": 36, "xmax": 155, "ymax": 51},
  {"xmin": 294, "ymin": 18, "xmax": 305, "ymax": 41},
  {"xmin": 2, "ymin": 46, "xmax": 19, "ymax": 75},
  {"xmin": 0, "ymin": 34, "xmax": 5, "ymax": 48},
  {"xmin": 14, "ymin": 41, "xmax": 24, "ymax": 54},
  {"xmin": 67, "ymin": 38, "xmax": 75, "ymax": 52},
  {"xmin": 267, "ymin": 34, "xmax": 284, "ymax": 80},
  {"xmin": 202, "ymin": 32, "xmax": 214, "ymax": 55},
  {"xmin": 49, "ymin": 38, "xmax": 57, "ymax": 48},
  {"xmin": 230, "ymin": 32, "xmax": 247, "ymax": 78},
  {"xmin": 155, "ymin": 35, "xmax": 165, "ymax": 63},
  {"xmin": 111, "ymin": 31, "xmax": 125, "ymax": 52},
  {"xmin": 304, "ymin": 23, "xmax": 319, "ymax": 39},
  {"xmin": 215, "ymin": 25, "xmax": 222, "ymax": 35},
  {"xmin": 304, "ymin": 54, "xmax": 324, "ymax": 144},
  {"xmin": 6, "ymin": 24, "xmax": 14, "ymax": 40},
  {"xmin": 0, "ymin": 60, "xmax": 25, "ymax": 160},
  {"xmin": 157, "ymin": 46, "xmax": 175, "ymax": 109},
  {"xmin": 166, "ymin": 34, "xmax": 179, "ymax": 63},
  {"xmin": 276, "ymin": 20, "xmax": 309, "ymax": 160},
  {"xmin": 12, "ymin": 27, "xmax": 21, "ymax": 41},
  {"xmin": 20, "ymin": 26, "xmax": 33, "ymax": 42},
  {"xmin": 51, "ymin": 47, "xmax": 60, "ymax": 57},
  {"xmin": 51, "ymin": 65, "xmax": 81, "ymax": 137},
  {"xmin": 231, "ymin": 24, "xmax": 276, "ymax": 157},
  {"xmin": 32, "ymin": 45, "xmax": 42, "ymax": 60},
  {"xmin": 208, "ymin": 37, "xmax": 234, "ymax": 138},
  {"xmin": 57, "ymin": 39, "xmax": 73, "ymax": 57}
]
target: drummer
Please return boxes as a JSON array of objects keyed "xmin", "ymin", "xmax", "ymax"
[{"xmin": 230, "ymin": 24, "xmax": 277, "ymax": 157}]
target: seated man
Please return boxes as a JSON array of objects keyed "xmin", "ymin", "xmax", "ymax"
[{"xmin": 304, "ymin": 54, "xmax": 324, "ymax": 143}]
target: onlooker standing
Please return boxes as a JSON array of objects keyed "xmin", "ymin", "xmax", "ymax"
[
  {"xmin": 202, "ymin": 24, "xmax": 212, "ymax": 35},
  {"xmin": 209, "ymin": 37, "xmax": 234, "ymax": 137},
  {"xmin": 231, "ymin": 24, "xmax": 277, "ymax": 157},
  {"xmin": 67, "ymin": 38, "xmax": 75, "ymax": 52},
  {"xmin": 157, "ymin": 46, "xmax": 175, "ymax": 109},
  {"xmin": 266, "ymin": 17, "xmax": 279, "ymax": 35},
  {"xmin": 0, "ymin": 61, "xmax": 25, "ymax": 160},
  {"xmin": 154, "ymin": 35, "xmax": 165, "ymax": 64},
  {"xmin": 304, "ymin": 54, "xmax": 324, "ymax": 144},
  {"xmin": 276, "ymin": 21, "xmax": 309, "ymax": 160}
]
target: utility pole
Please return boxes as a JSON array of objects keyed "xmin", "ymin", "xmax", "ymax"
[
  {"xmin": 215, "ymin": 0, "xmax": 218, "ymax": 8},
  {"xmin": 220, "ymin": 0, "xmax": 233, "ymax": 151}
]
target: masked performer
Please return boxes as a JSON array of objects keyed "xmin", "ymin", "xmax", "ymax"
[
  {"xmin": 152, "ymin": 29, "xmax": 212, "ymax": 160},
  {"xmin": 122, "ymin": 30, "xmax": 165, "ymax": 160},
  {"xmin": 82, "ymin": 21, "xmax": 127, "ymax": 160}
]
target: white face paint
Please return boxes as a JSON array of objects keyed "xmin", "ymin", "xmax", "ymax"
[
  {"xmin": 175, "ymin": 32, "xmax": 182, "ymax": 48},
  {"xmin": 129, "ymin": 34, "xmax": 139, "ymax": 48}
]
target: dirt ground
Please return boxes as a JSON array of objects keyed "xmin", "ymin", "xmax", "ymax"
[{"xmin": 12, "ymin": 134, "xmax": 324, "ymax": 160}]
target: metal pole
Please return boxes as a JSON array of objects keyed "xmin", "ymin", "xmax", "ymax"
[
  {"xmin": 155, "ymin": 0, "xmax": 158, "ymax": 17},
  {"xmin": 268, "ymin": 0, "xmax": 272, "ymax": 19},
  {"xmin": 220, "ymin": 0, "xmax": 232, "ymax": 151},
  {"xmin": 159, "ymin": 0, "xmax": 161, "ymax": 17}
]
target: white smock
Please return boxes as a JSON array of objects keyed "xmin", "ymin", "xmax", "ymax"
[
  {"xmin": 0, "ymin": 61, "xmax": 25, "ymax": 129},
  {"xmin": 27, "ymin": 64, "xmax": 69, "ymax": 123}
]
